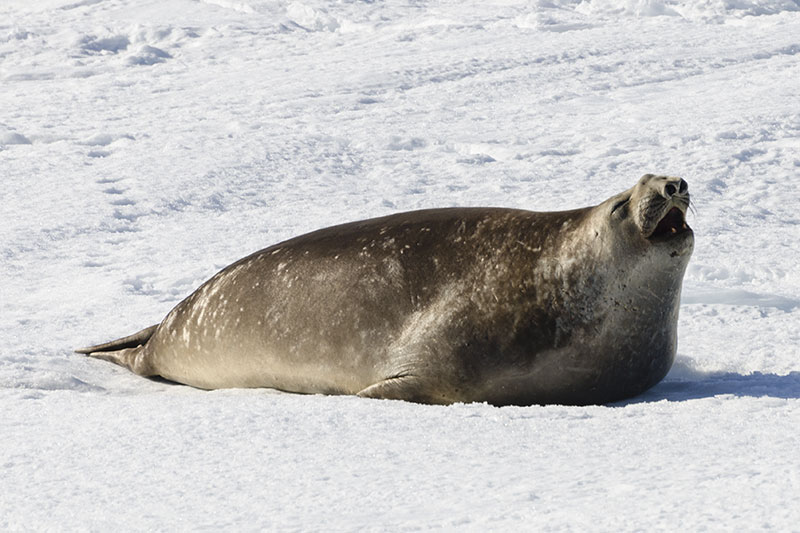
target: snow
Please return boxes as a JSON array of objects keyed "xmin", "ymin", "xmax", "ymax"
[{"xmin": 2, "ymin": 0, "xmax": 799, "ymax": 529}]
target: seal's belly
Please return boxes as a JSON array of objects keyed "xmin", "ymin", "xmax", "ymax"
[
  {"xmin": 145, "ymin": 292, "xmax": 400, "ymax": 393},
  {"xmin": 147, "ymin": 322, "xmax": 391, "ymax": 393}
]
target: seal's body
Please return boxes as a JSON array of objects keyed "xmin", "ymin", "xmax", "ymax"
[{"xmin": 78, "ymin": 174, "xmax": 693, "ymax": 405}]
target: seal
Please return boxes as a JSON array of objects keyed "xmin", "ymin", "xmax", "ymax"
[{"xmin": 77, "ymin": 174, "xmax": 693, "ymax": 405}]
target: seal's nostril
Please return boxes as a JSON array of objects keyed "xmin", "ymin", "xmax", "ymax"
[
  {"xmin": 665, "ymin": 184, "xmax": 676, "ymax": 197},
  {"xmin": 679, "ymin": 179, "xmax": 688, "ymax": 193}
]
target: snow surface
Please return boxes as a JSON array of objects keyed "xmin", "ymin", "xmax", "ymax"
[{"xmin": 2, "ymin": 0, "xmax": 800, "ymax": 530}]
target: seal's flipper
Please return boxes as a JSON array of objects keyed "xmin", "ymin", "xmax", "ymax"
[
  {"xmin": 82, "ymin": 344, "xmax": 155, "ymax": 376},
  {"xmin": 88, "ymin": 346, "xmax": 135, "ymax": 369},
  {"xmin": 357, "ymin": 375, "xmax": 450, "ymax": 405},
  {"xmin": 75, "ymin": 324, "xmax": 158, "ymax": 354},
  {"xmin": 76, "ymin": 324, "xmax": 158, "ymax": 377}
]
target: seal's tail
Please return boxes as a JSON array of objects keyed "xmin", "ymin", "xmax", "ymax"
[{"xmin": 75, "ymin": 324, "xmax": 158, "ymax": 354}]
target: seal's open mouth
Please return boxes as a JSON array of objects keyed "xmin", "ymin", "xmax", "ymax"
[{"xmin": 650, "ymin": 207, "xmax": 690, "ymax": 240}]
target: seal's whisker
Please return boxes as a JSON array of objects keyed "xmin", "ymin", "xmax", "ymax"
[{"xmin": 687, "ymin": 198, "xmax": 697, "ymax": 217}]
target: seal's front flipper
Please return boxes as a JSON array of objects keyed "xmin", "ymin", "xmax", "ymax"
[{"xmin": 357, "ymin": 375, "xmax": 451, "ymax": 405}]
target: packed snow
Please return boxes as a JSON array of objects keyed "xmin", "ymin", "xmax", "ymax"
[{"xmin": 2, "ymin": 0, "xmax": 799, "ymax": 530}]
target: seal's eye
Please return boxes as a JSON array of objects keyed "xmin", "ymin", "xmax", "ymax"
[{"xmin": 611, "ymin": 198, "xmax": 629, "ymax": 216}]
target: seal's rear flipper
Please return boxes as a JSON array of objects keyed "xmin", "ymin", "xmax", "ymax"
[
  {"xmin": 86, "ymin": 346, "xmax": 152, "ymax": 374},
  {"xmin": 357, "ymin": 375, "xmax": 451, "ymax": 405},
  {"xmin": 75, "ymin": 324, "xmax": 158, "ymax": 354}
]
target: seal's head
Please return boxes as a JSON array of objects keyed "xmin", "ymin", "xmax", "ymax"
[
  {"xmin": 605, "ymin": 173, "xmax": 694, "ymax": 260},
  {"xmin": 545, "ymin": 174, "xmax": 695, "ymax": 404}
]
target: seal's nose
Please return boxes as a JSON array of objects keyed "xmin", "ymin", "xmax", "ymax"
[{"xmin": 663, "ymin": 178, "xmax": 687, "ymax": 198}]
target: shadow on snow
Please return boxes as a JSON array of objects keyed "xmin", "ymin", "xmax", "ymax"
[{"xmin": 623, "ymin": 371, "xmax": 800, "ymax": 403}]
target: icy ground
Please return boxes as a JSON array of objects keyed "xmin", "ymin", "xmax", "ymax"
[{"xmin": 2, "ymin": 0, "xmax": 800, "ymax": 530}]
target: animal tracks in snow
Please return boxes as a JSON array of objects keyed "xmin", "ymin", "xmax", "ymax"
[
  {"xmin": 75, "ymin": 29, "xmax": 178, "ymax": 68},
  {"xmin": 79, "ymin": 132, "xmax": 135, "ymax": 157}
]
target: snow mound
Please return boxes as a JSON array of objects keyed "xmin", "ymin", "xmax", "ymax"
[
  {"xmin": 285, "ymin": 2, "xmax": 342, "ymax": 32},
  {"xmin": 576, "ymin": 0, "xmax": 800, "ymax": 19},
  {"xmin": 0, "ymin": 130, "xmax": 32, "ymax": 145},
  {"xmin": 126, "ymin": 44, "xmax": 172, "ymax": 65}
]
